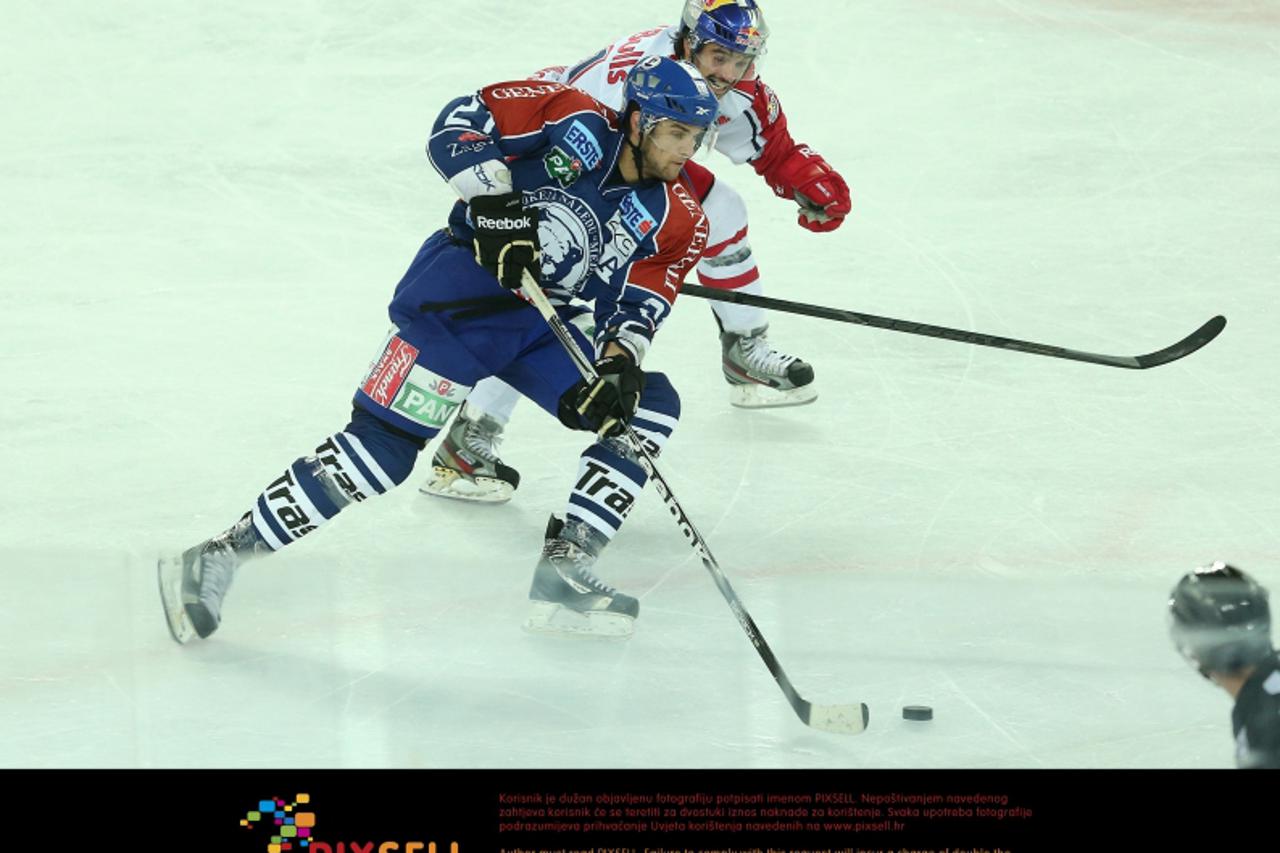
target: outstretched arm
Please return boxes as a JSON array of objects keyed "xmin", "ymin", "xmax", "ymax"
[{"xmin": 745, "ymin": 82, "xmax": 851, "ymax": 233}]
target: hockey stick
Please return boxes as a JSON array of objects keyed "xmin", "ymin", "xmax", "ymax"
[
  {"xmin": 682, "ymin": 283, "xmax": 1226, "ymax": 370},
  {"xmin": 519, "ymin": 273, "xmax": 868, "ymax": 735}
]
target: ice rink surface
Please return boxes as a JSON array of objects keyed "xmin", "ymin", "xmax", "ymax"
[{"xmin": 1, "ymin": 0, "xmax": 1277, "ymax": 768}]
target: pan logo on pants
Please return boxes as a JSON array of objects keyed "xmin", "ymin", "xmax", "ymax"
[{"xmin": 389, "ymin": 366, "xmax": 470, "ymax": 430}]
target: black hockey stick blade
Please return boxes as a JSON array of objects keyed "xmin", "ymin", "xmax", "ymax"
[
  {"xmin": 1129, "ymin": 314, "xmax": 1226, "ymax": 369},
  {"xmin": 681, "ymin": 284, "xmax": 1226, "ymax": 370}
]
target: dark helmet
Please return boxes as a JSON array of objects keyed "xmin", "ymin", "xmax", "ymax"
[{"xmin": 1168, "ymin": 561, "xmax": 1272, "ymax": 675}]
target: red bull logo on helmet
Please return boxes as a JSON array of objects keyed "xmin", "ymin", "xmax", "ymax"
[{"xmin": 735, "ymin": 25, "xmax": 764, "ymax": 51}]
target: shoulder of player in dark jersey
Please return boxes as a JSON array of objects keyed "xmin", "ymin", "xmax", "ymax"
[
  {"xmin": 628, "ymin": 176, "xmax": 707, "ymax": 274},
  {"xmin": 480, "ymin": 80, "xmax": 619, "ymax": 128},
  {"xmin": 627, "ymin": 175, "xmax": 705, "ymax": 244},
  {"xmin": 1235, "ymin": 656, "xmax": 1280, "ymax": 743}
]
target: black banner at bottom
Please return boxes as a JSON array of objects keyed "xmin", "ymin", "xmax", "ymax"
[{"xmin": 11, "ymin": 768, "xmax": 1242, "ymax": 850}]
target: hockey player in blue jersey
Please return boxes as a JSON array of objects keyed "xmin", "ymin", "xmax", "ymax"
[{"xmin": 158, "ymin": 57, "xmax": 719, "ymax": 641}]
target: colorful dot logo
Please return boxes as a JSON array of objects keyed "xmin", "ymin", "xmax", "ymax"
[{"xmin": 241, "ymin": 793, "xmax": 316, "ymax": 852}]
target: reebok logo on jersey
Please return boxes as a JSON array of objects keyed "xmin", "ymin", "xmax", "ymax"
[
  {"xmin": 361, "ymin": 334, "xmax": 419, "ymax": 407},
  {"xmin": 619, "ymin": 192, "xmax": 657, "ymax": 239},
  {"xmin": 475, "ymin": 213, "xmax": 533, "ymax": 231},
  {"xmin": 563, "ymin": 120, "xmax": 603, "ymax": 170}
]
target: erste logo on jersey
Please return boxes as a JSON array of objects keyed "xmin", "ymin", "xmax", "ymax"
[
  {"xmin": 544, "ymin": 119, "xmax": 604, "ymax": 188},
  {"xmin": 522, "ymin": 186, "xmax": 603, "ymax": 294},
  {"xmin": 619, "ymin": 192, "xmax": 657, "ymax": 239},
  {"xmin": 563, "ymin": 120, "xmax": 603, "ymax": 170},
  {"xmin": 597, "ymin": 191, "xmax": 659, "ymax": 283}
]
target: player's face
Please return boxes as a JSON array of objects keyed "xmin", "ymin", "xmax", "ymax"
[
  {"xmin": 689, "ymin": 43, "xmax": 756, "ymax": 96},
  {"xmin": 641, "ymin": 120, "xmax": 704, "ymax": 181}
]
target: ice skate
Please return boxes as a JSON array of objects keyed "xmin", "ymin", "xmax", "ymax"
[
  {"xmin": 524, "ymin": 516, "xmax": 638, "ymax": 637},
  {"xmin": 420, "ymin": 403, "xmax": 520, "ymax": 503},
  {"xmin": 721, "ymin": 324, "xmax": 818, "ymax": 408},
  {"xmin": 157, "ymin": 514, "xmax": 262, "ymax": 643}
]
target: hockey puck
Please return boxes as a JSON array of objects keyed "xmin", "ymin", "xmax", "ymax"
[{"xmin": 902, "ymin": 705, "xmax": 933, "ymax": 721}]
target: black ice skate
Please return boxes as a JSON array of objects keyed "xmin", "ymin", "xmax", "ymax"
[
  {"xmin": 524, "ymin": 515, "xmax": 638, "ymax": 637},
  {"xmin": 721, "ymin": 324, "xmax": 818, "ymax": 408},
  {"xmin": 157, "ymin": 514, "xmax": 264, "ymax": 643}
]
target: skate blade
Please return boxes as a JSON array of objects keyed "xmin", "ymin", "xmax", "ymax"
[
  {"xmin": 728, "ymin": 382, "xmax": 818, "ymax": 409},
  {"xmin": 523, "ymin": 601, "xmax": 635, "ymax": 638},
  {"xmin": 156, "ymin": 555, "xmax": 196, "ymax": 645},
  {"xmin": 419, "ymin": 468, "xmax": 514, "ymax": 504}
]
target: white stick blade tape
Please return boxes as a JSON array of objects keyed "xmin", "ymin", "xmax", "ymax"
[{"xmin": 808, "ymin": 703, "xmax": 870, "ymax": 734}]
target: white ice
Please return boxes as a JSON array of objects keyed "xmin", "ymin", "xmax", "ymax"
[{"xmin": 1, "ymin": 0, "xmax": 1277, "ymax": 768}]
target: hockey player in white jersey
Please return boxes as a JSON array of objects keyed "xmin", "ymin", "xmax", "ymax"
[{"xmin": 423, "ymin": 0, "xmax": 851, "ymax": 504}]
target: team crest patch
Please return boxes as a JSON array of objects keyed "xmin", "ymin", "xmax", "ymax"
[
  {"xmin": 764, "ymin": 83, "xmax": 780, "ymax": 124},
  {"xmin": 544, "ymin": 145, "xmax": 583, "ymax": 188},
  {"xmin": 523, "ymin": 185, "xmax": 603, "ymax": 293}
]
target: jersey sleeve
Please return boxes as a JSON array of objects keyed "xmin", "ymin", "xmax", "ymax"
[
  {"xmin": 710, "ymin": 77, "xmax": 818, "ymax": 194},
  {"xmin": 426, "ymin": 83, "xmax": 616, "ymax": 201},
  {"xmin": 593, "ymin": 180, "xmax": 708, "ymax": 364}
]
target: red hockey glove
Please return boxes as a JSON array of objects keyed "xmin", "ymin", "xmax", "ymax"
[{"xmin": 773, "ymin": 148, "xmax": 851, "ymax": 233}]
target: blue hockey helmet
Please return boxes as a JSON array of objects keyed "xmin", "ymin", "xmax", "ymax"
[
  {"xmin": 1169, "ymin": 561, "xmax": 1273, "ymax": 676},
  {"xmin": 623, "ymin": 56, "xmax": 720, "ymax": 134},
  {"xmin": 680, "ymin": 0, "xmax": 769, "ymax": 58}
]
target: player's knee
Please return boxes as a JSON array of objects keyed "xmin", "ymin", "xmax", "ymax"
[
  {"xmin": 343, "ymin": 406, "xmax": 428, "ymax": 486},
  {"xmin": 639, "ymin": 371, "xmax": 680, "ymax": 420},
  {"xmin": 630, "ymin": 372, "xmax": 679, "ymax": 454}
]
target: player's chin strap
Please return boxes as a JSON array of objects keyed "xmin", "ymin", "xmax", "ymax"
[
  {"xmin": 627, "ymin": 112, "xmax": 651, "ymax": 183},
  {"xmin": 629, "ymin": 137, "xmax": 647, "ymax": 183}
]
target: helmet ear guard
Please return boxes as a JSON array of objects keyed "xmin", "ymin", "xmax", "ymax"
[{"xmin": 1168, "ymin": 562, "xmax": 1273, "ymax": 675}]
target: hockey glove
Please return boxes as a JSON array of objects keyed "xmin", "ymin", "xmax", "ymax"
[
  {"xmin": 573, "ymin": 353, "xmax": 646, "ymax": 439},
  {"xmin": 470, "ymin": 192, "xmax": 540, "ymax": 289},
  {"xmin": 773, "ymin": 149, "xmax": 851, "ymax": 233}
]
